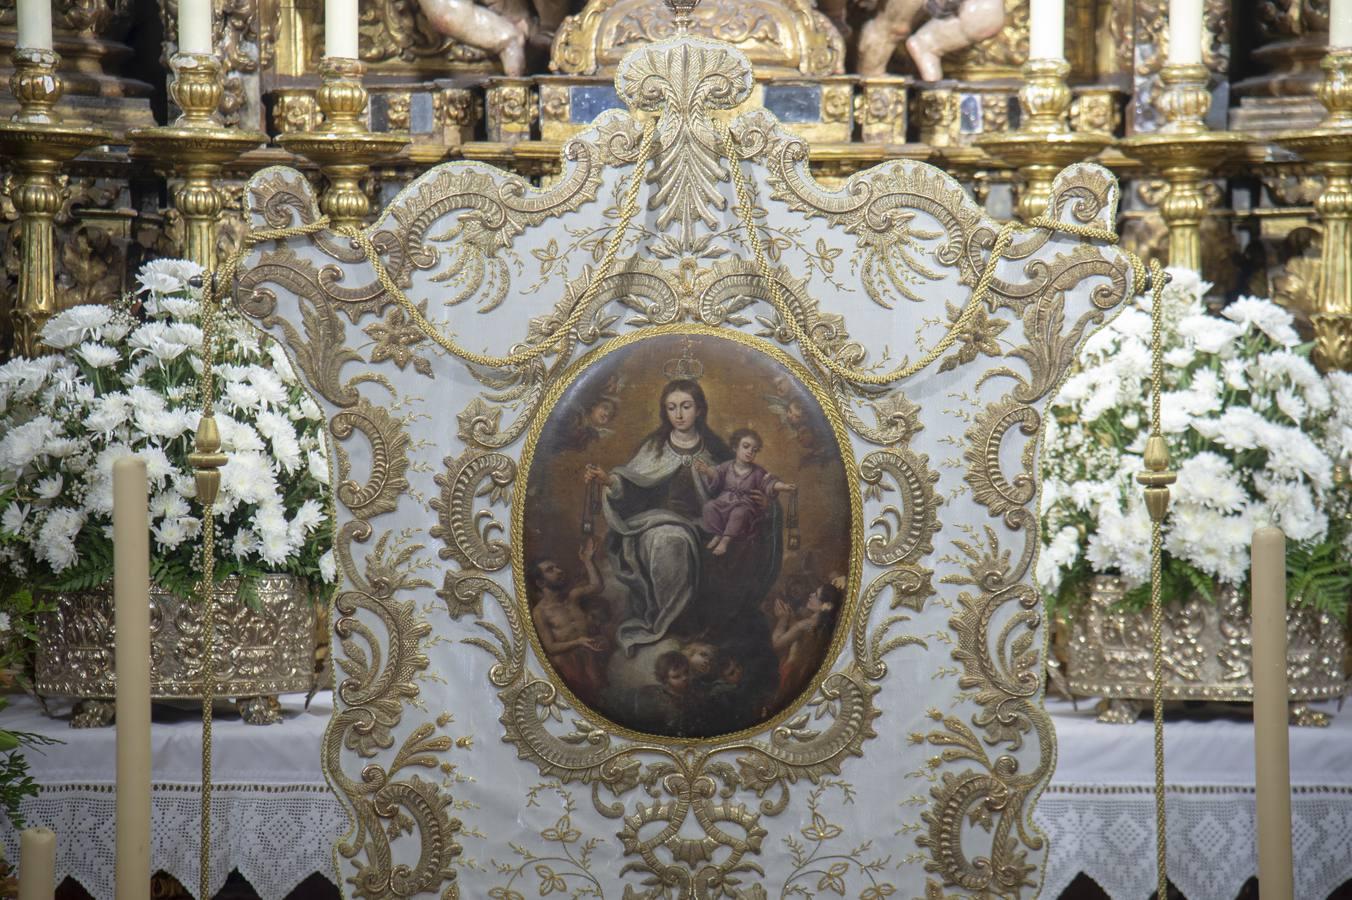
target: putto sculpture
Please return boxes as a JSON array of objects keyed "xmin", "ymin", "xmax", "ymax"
[{"xmin": 858, "ymin": 0, "xmax": 1006, "ymax": 78}]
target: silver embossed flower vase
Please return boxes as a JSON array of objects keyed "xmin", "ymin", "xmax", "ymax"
[
  {"xmin": 34, "ymin": 574, "xmax": 317, "ymax": 727},
  {"xmin": 1063, "ymin": 575, "xmax": 1346, "ymax": 726}
]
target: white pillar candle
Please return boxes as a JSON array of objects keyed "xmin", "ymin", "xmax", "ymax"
[
  {"xmin": 16, "ymin": 0, "xmax": 53, "ymax": 51},
  {"xmin": 1252, "ymin": 527, "xmax": 1295, "ymax": 900},
  {"xmin": 325, "ymin": 0, "xmax": 358, "ymax": 59},
  {"xmin": 1168, "ymin": 0, "xmax": 1204, "ymax": 66},
  {"xmin": 17, "ymin": 827, "xmax": 56, "ymax": 900},
  {"xmin": 113, "ymin": 457, "xmax": 151, "ymax": 900},
  {"xmin": 1029, "ymin": 0, "xmax": 1064, "ymax": 61},
  {"xmin": 177, "ymin": 0, "xmax": 213, "ymax": 55},
  {"xmin": 1332, "ymin": 0, "xmax": 1352, "ymax": 49}
]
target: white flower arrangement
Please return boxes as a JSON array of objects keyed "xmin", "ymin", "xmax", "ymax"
[
  {"xmin": 0, "ymin": 259, "xmax": 335, "ymax": 602},
  {"xmin": 1038, "ymin": 268, "xmax": 1352, "ymax": 614}
]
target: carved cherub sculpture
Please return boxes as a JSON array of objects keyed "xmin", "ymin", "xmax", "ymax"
[
  {"xmin": 415, "ymin": 0, "xmax": 568, "ymax": 76},
  {"xmin": 857, "ymin": 0, "xmax": 1006, "ymax": 81}
]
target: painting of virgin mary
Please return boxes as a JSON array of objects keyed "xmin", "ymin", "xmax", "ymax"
[{"xmin": 521, "ymin": 332, "xmax": 856, "ymax": 739}]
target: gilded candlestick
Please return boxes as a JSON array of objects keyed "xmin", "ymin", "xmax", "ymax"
[
  {"xmin": 1275, "ymin": 49, "xmax": 1352, "ymax": 371},
  {"xmin": 130, "ymin": 53, "xmax": 266, "ymax": 271},
  {"xmin": 1120, "ymin": 64, "xmax": 1250, "ymax": 274},
  {"xmin": 277, "ymin": 58, "xmax": 409, "ymax": 230},
  {"xmin": 0, "ymin": 48, "xmax": 116, "ymax": 356},
  {"xmin": 976, "ymin": 59, "xmax": 1110, "ymax": 221}
]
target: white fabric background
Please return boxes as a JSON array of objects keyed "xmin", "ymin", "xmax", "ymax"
[{"xmin": 0, "ymin": 693, "xmax": 344, "ymax": 900}]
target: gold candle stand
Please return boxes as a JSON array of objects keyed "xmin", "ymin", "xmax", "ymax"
[
  {"xmin": 1120, "ymin": 64, "xmax": 1251, "ymax": 273},
  {"xmin": 278, "ymin": 58, "xmax": 409, "ymax": 230},
  {"xmin": 1275, "ymin": 49, "xmax": 1352, "ymax": 371},
  {"xmin": 0, "ymin": 49, "xmax": 116, "ymax": 356},
  {"xmin": 976, "ymin": 59, "xmax": 1110, "ymax": 221},
  {"xmin": 130, "ymin": 54, "xmax": 265, "ymax": 271}
]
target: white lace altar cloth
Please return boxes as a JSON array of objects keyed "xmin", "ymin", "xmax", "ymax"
[
  {"xmin": 1036, "ymin": 698, "xmax": 1352, "ymax": 900},
  {"xmin": 0, "ymin": 692, "xmax": 344, "ymax": 900},
  {"xmin": 5, "ymin": 692, "xmax": 1350, "ymax": 899}
]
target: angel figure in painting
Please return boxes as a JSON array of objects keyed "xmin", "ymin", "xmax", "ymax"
[
  {"xmin": 857, "ymin": 0, "xmax": 1006, "ymax": 80},
  {"xmin": 771, "ymin": 579, "xmax": 844, "ymax": 706},
  {"xmin": 695, "ymin": 428, "xmax": 797, "ymax": 557},
  {"xmin": 560, "ymin": 375, "xmax": 623, "ymax": 452},
  {"xmin": 529, "ymin": 538, "xmax": 610, "ymax": 704}
]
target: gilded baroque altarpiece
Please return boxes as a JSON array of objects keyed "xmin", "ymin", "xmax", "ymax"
[{"xmin": 236, "ymin": 30, "xmax": 1136, "ymax": 900}]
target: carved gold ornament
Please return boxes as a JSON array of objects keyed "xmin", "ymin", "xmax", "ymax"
[{"xmin": 232, "ymin": 23, "xmax": 1140, "ymax": 899}]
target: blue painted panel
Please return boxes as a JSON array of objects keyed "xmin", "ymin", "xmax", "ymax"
[
  {"xmin": 764, "ymin": 84, "xmax": 822, "ymax": 124},
  {"xmin": 570, "ymin": 85, "xmax": 622, "ymax": 124}
]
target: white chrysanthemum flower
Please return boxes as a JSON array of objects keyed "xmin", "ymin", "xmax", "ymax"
[
  {"xmin": 86, "ymin": 393, "xmax": 133, "ymax": 435},
  {"xmin": 1174, "ymin": 452, "xmax": 1245, "ymax": 512},
  {"xmin": 40, "ymin": 304, "xmax": 116, "ymax": 349},
  {"xmin": 307, "ymin": 448, "xmax": 330, "ymax": 484},
  {"xmin": 153, "ymin": 516, "xmax": 190, "ymax": 550},
  {"xmin": 266, "ymin": 341, "xmax": 297, "ymax": 382},
  {"xmin": 217, "ymin": 414, "xmax": 265, "ymax": 453},
  {"xmin": 137, "ymin": 258, "xmax": 203, "ymax": 294},
  {"xmin": 318, "ymin": 548, "xmax": 336, "ymax": 583},
  {"xmin": 219, "ymin": 450, "xmax": 278, "ymax": 507},
  {"xmin": 256, "ymin": 411, "xmax": 302, "ymax": 472},
  {"xmin": 249, "ymin": 367, "xmax": 287, "ymax": 407},
  {"xmin": 1222, "ymin": 296, "xmax": 1300, "ymax": 347},
  {"xmin": 288, "ymin": 499, "xmax": 325, "ymax": 542},
  {"xmin": 1086, "ymin": 502, "xmax": 1153, "ymax": 584},
  {"xmin": 231, "ymin": 528, "xmax": 260, "ymax": 560},
  {"xmin": 76, "ymin": 342, "xmax": 121, "ymax": 369},
  {"xmin": 36, "ymin": 506, "xmax": 85, "ymax": 572},
  {"xmin": 34, "ymin": 474, "xmax": 62, "ymax": 501},
  {"xmin": 1177, "ymin": 313, "xmax": 1244, "ymax": 355},
  {"xmin": 0, "ymin": 416, "xmax": 59, "ymax": 470},
  {"xmin": 222, "ymin": 378, "xmax": 261, "ymax": 412},
  {"xmin": 1, "ymin": 502, "xmax": 31, "ymax": 535},
  {"xmin": 254, "ymin": 503, "xmax": 296, "ymax": 566}
]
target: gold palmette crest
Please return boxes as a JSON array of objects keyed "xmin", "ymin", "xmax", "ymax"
[{"xmin": 222, "ymin": 17, "xmax": 1156, "ymax": 896}]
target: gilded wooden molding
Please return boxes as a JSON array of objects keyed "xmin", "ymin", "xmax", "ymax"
[{"xmin": 550, "ymin": 0, "xmax": 844, "ymax": 77}]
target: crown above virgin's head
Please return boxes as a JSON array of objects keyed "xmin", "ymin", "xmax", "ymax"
[{"xmin": 661, "ymin": 337, "xmax": 705, "ymax": 381}]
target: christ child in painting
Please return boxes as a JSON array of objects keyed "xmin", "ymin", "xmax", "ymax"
[
  {"xmin": 530, "ymin": 538, "xmax": 609, "ymax": 703},
  {"xmin": 695, "ymin": 428, "xmax": 797, "ymax": 556}
]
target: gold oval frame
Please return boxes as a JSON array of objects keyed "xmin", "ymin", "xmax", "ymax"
[{"xmin": 512, "ymin": 323, "xmax": 865, "ymax": 747}]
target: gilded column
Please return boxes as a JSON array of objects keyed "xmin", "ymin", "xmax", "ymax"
[
  {"xmin": 1277, "ymin": 50, "xmax": 1352, "ymax": 370},
  {"xmin": 131, "ymin": 54, "xmax": 264, "ymax": 271},
  {"xmin": 1120, "ymin": 63, "xmax": 1250, "ymax": 275},
  {"xmin": 278, "ymin": 58, "xmax": 409, "ymax": 230},
  {"xmin": 976, "ymin": 58, "xmax": 1110, "ymax": 222},
  {"xmin": 0, "ymin": 48, "xmax": 115, "ymax": 355}
]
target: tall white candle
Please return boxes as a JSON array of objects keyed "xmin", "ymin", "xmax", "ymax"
[
  {"xmin": 1332, "ymin": 0, "xmax": 1352, "ymax": 49},
  {"xmin": 17, "ymin": 827, "xmax": 56, "ymax": 900},
  {"xmin": 16, "ymin": 0, "xmax": 53, "ymax": 52},
  {"xmin": 177, "ymin": 0, "xmax": 213, "ymax": 55},
  {"xmin": 1029, "ymin": 0, "xmax": 1065, "ymax": 61},
  {"xmin": 325, "ymin": 0, "xmax": 358, "ymax": 59},
  {"xmin": 1169, "ymin": 0, "xmax": 1204, "ymax": 66},
  {"xmin": 1252, "ymin": 526, "xmax": 1295, "ymax": 900},
  {"xmin": 113, "ymin": 457, "xmax": 151, "ymax": 900}
]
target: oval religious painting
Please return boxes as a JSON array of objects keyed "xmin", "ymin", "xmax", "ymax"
[{"xmin": 517, "ymin": 328, "xmax": 859, "ymax": 740}]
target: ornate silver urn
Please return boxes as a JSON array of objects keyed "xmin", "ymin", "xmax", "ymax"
[
  {"xmin": 34, "ymin": 574, "xmax": 317, "ymax": 727},
  {"xmin": 1063, "ymin": 575, "xmax": 1347, "ymax": 726}
]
